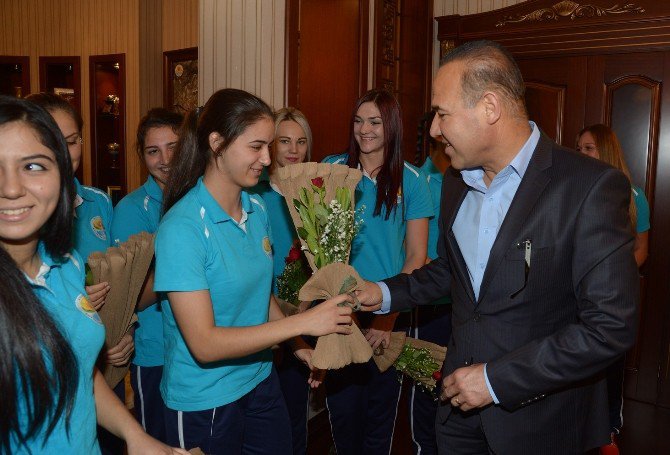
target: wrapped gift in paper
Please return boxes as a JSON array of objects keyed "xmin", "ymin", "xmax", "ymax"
[{"xmin": 88, "ymin": 232, "xmax": 155, "ymax": 388}]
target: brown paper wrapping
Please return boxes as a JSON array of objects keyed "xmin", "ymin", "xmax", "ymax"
[
  {"xmin": 372, "ymin": 334, "xmax": 448, "ymax": 390},
  {"xmin": 88, "ymin": 232, "xmax": 155, "ymax": 388},
  {"xmin": 298, "ymin": 263, "xmax": 372, "ymax": 370}
]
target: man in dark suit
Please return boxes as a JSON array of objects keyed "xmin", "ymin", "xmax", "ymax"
[{"xmin": 358, "ymin": 40, "xmax": 638, "ymax": 454}]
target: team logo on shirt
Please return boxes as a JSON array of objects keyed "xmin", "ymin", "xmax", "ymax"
[
  {"xmin": 75, "ymin": 294, "xmax": 103, "ymax": 325},
  {"xmin": 262, "ymin": 236, "xmax": 272, "ymax": 258},
  {"xmin": 90, "ymin": 216, "xmax": 107, "ymax": 241}
]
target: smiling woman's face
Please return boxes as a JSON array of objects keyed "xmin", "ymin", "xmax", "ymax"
[
  {"xmin": 0, "ymin": 121, "xmax": 60, "ymax": 248},
  {"xmin": 274, "ymin": 120, "xmax": 308, "ymax": 168}
]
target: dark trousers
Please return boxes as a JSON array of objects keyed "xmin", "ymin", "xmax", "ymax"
[
  {"xmin": 130, "ymin": 364, "xmax": 167, "ymax": 442},
  {"xmin": 410, "ymin": 305, "xmax": 452, "ymax": 455},
  {"xmin": 98, "ymin": 380, "xmax": 126, "ymax": 454},
  {"xmin": 436, "ymin": 408, "xmax": 493, "ymax": 455},
  {"xmin": 277, "ymin": 347, "xmax": 310, "ymax": 455},
  {"xmin": 606, "ymin": 355, "xmax": 625, "ymax": 433},
  {"xmin": 165, "ymin": 368, "xmax": 292, "ymax": 454}
]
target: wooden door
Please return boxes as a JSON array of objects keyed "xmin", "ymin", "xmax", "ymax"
[
  {"xmin": 286, "ymin": 0, "xmax": 368, "ymax": 162},
  {"xmin": 586, "ymin": 52, "xmax": 669, "ymax": 407}
]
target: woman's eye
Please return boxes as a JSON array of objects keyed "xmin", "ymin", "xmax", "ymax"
[
  {"xmin": 25, "ymin": 163, "xmax": 46, "ymax": 171},
  {"xmin": 298, "ymin": 140, "xmax": 307, "ymax": 145},
  {"xmin": 279, "ymin": 139, "xmax": 290, "ymax": 144}
]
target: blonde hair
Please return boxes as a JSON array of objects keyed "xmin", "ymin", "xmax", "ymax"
[
  {"xmin": 274, "ymin": 107, "xmax": 312, "ymax": 162},
  {"xmin": 577, "ymin": 124, "xmax": 637, "ymax": 229}
]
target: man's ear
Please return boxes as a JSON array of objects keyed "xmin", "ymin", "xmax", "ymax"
[
  {"xmin": 209, "ymin": 131, "xmax": 224, "ymax": 154},
  {"xmin": 482, "ymin": 92, "xmax": 502, "ymax": 125}
]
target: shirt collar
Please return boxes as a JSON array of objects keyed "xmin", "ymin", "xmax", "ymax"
[
  {"xmin": 74, "ymin": 177, "xmax": 94, "ymax": 202},
  {"xmin": 460, "ymin": 121, "xmax": 540, "ymax": 190},
  {"xmin": 144, "ymin": 175, "xmax": 164, "ymax": 203},
  {"xmin": 422, "ymin": 157, "xmax": 444, "ymax": 183},
  {"xmin": 24, "ymin": 242, "xmax": 62, "ymax": 286},
  {"xmin": 196, "ymin": 177, "xmax": 254, "ymax": 224}
]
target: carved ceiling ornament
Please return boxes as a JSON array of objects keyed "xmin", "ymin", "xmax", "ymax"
[{"xmin": 496, "ymin": 1, "xmax": 645, "ymax": 27}]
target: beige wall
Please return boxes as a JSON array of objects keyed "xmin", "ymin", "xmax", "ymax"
[
  {"xmin": 0, "ymin": 0, "xmax": 197, "ymax": 191},
  {"xmin": 199, "ymin": 0, "xmax": 286, "ymax": 110}
]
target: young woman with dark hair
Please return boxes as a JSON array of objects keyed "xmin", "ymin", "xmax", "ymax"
[
  {"xmin": 0, "ymin": 95, "xmax": 187, "ymax": 454},
  {"xmin": 26, "ymin": 92, "xmax": 131, "ymax": 454},
  {"xmin": 154, "ymin": 88, "xmax": 354, "ymax": 454},
  {"xmin": 111, "ymin": 107, "xmax": 184, "ymax": 443},
  {"xmin": 323, "ymin": 89, "xmax": 433, "ymax": 454}
]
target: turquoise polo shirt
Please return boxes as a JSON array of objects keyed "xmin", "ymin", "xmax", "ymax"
[
  {"xmin": 322, "ymin": 154, "xmax": 433, "ymax": 282},
  {"xmin": 73, "ymin": 178, "xmax": 114, "ymax": 262},
  {"xmin": 154, "ymin": 177, "xmax": 273, "ymax": 411},
  {"xmin": 12, "ymin": 244, "xmax": 105, "ymax": 454},
  {"xmin": 111, "ymin": 175, "xmax": 164, "ymax": 367},
  {"xmin": 420, "ymin": 157, "xmax": 451, "ymax": 306},
  {"xmin": 632, "ymin": 185, "xmax": 650, "ymax": 233},
  {"xmin": 250, "ymin": 179, "xmax": 296, "ymax": 293}
]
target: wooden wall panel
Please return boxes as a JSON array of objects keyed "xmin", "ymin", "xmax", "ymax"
[
  {"xmin": 0, "ymin": 0, "xmax": 141, "ymax": 190},
  {"xmin": 163, "ymin": 0, "xmax": 198, "ymax": 52},
  {"xmin": 140, "ymin": 0, "xmax": 163, "ymax": 117}
]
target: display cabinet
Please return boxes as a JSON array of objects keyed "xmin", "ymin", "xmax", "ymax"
[
  {"xmin": 39, "ymin": 56, "xmax": 81, "ymax": 112},
  {"xmin": 0, "ymin": 56, "xmax": 30, "ymax": 97},
  {"xmin": 89, "ymin": 54, "xmax": 125, "ymax": 203}
]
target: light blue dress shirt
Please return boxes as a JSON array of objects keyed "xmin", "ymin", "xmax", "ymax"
[{"xmin": 379, "ymin": 122, "xmax": 540, "ymax": 403}]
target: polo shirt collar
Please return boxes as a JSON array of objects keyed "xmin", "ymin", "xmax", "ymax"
[
  {"xmin": 74, "ymin": 178, "xmax": 93, "ymax": 203},
  {"xmin": 144, "ymin": 175, "xmax": 164, "ymax": 203},
  {"xmin": 423, "ymin": 157, "xmax": 443, "ymax": 183},
  {"xmin": 196, "ymin": 177, "xmax": 254, "ymax": 224}
]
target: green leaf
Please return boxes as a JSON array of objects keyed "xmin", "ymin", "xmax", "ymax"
[
  {"xmin": 313, "ymin": 204, "xmax": 329, "ymax": 225},
  {"xmin": 85, "ymin": 263, "xmax": 94, "ymax": 286},
  {"xmin": 338, "ymin": 275, "xmax": 358, "ymax": 294},
  {"xmin": 299, "ymin": 187, "xmax": 310, "ymax": 208},
  {"xmin": 293, "ymin": 198, "xmax": 303, "ymax": 211},
  {"xmin": 297, "ymin": 227, "xmax": 309, "ymax": 240}
]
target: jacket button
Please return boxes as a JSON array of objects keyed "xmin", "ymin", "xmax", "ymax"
[{"xmin": 473, "ymin": 311, "xmax": 481, "ymax": 322}]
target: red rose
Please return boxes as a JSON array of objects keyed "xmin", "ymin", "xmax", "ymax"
[
  {"xmin": 286, "ymin": 244, "xmax": 302, "ymax": 263},
  {"xmin": 432, "ymin": 370, "xmax": 442, "ymax": 381},
  {"xmin": 311, "ymin": 177, "xmax": 324, "ymax": 188}
]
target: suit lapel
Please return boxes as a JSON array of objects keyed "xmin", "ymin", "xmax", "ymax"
[
  {"xmin": 442, "ymin": 170, "xmax": 477, "ymax": 303},
  {"xmin": 476, "ymin": 134, "xmax": 553, "ymax": 306}
]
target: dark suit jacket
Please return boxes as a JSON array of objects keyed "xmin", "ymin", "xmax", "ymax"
[{"xmin": 384, "ymin": 134, "xmax": 639, "ymax": 454}]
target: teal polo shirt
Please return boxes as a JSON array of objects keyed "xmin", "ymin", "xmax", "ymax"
[
  {"xmin": 250, "ymin": 179, "xmax": 296, "ymax": 293},
  {"xmin": 420, "ymin": 157, "xmax": 451, "ymax": 306},
  {"xmin": 111, "ymin": 175, "xmax": 164, "ymax": 367},
  {"xmin": 322, "ymin": 154, "xmax": 433, "ymax": 282},
  {"xmin": 73, "ymin": 178, "xmax": 114, "ymax": 262},
  {"xmin": 12, "ymin": 244, "xmax": 105, "ymax": 454},
  {"xmin": 632, "ymin": 185, "xmax": 650, "ymax": 233},
  {"xmin": 154, "ymin": 177, "xmax": 273, "ymax": 411}
]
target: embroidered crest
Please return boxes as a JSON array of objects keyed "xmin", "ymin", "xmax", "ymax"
[
  {"xmin": 90, "ymin": 216, "xmax": 107, "ymax": 240},
  {"xmin": 262, "ymin": 236, "xmax": 272, "ymax": 258},
  {"xmin": 75, "ymin": 294, "xmax": 102, "ymax": 324}
]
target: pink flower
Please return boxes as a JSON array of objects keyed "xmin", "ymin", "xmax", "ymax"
[{"xmin": 311, "ymin": 177, "xmax": 324, "ymax": 188}]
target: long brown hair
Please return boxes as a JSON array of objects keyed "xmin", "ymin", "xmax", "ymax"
[
  {"xmin": 346, "ymin": 89, "xmax": 403, "ymax": 220},
  {"xmin": 577, "ymin": 124, "xmax": 637, "ymax": 229}
]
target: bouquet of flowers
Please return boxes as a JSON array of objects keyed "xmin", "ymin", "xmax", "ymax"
[
  {"xmin": 275, "ymin": 162, "xmax": 372, "ymax": 369},
  {"xmin": 373, "ymin": 331, "xmax": 447, "ymax": 396}
]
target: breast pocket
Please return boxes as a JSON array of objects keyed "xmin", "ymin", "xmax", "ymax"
[{"xmin": 505, "ymin": 244, "xmax": 555, "ymax": 298}]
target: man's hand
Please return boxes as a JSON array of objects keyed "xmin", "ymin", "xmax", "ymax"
[
  {"xmin": 294, "ymin": 348, "xmax": 326, "ymax": 389},
  {"xmin": 440, "ymin": 364, "xmax": 493, "ymax": 412},
  {"xmin": 356, "ymin": 281, "xmax": 383, "ymax": 312},
  {"xmin": 364, "ymin": 328, "xmax": 391, "ymax": 353}
]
